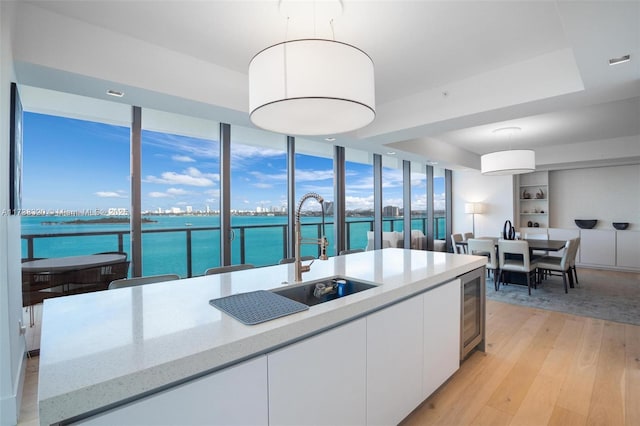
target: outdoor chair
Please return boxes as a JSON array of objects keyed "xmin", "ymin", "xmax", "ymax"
[
  {"xmin": 204, "ymin": 264, "xmax": 255, "ymax": 275},
  {"xmin": 339, "ymin": 249, "xmax": 365, "ymax": 255},
  {"xmin": 279, "ymin": 256, "xmax": 315, "ymax": 264},
  {"xmin": 109, "ymin": 273, "xmax": 179, "ymax": 290}
]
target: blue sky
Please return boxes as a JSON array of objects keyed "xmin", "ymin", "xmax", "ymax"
[{"xmin": 23, "ymin": 112, "xmax": 445, "ymax": 213}]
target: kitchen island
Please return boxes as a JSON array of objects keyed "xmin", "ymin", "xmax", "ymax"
[{"xmin": 38, "ymin": 248, "xmax": 486, "ymax": 425}]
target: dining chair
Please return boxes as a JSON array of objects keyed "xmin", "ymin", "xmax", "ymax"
[
  {"xmin": 450, "ymin": 233, "xmax": 465, "ymax": 254},
  {"xmin": 204, "ymin": 264, "xmax": 255, "ymax": 275},
  {"xmin": 467, "ymin": 239, "xmax": 499, "ymax": 289},
  {"xmin": 108, "ymin": 273, "xmax": 180, "ymax": 290},
  {"xmin": 339, "ymin": 248, "xmax": 365, "ymax": 255},
  {"xmin": 534, "ymin": 239, "xmax": 576, "ymax": 293},
  {"xmin": 463, "ymin": 232, "xmax": 474, "ymax": 241},
  {"xmin": 524, "ymin": 232, "xmax": 549, "ymax": 260},
  {"xmin": 497, "ymin": 240, "xmax": 538, "ymax": 295},
  {"xmin": 569, "ymin": 237, "xmax": 580, "ymax": 285},
  {"xmin": 279, "ymin": 256, "xmax": 315, "ymax": 264}
]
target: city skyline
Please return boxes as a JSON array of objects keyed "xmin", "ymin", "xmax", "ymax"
[{"xmin": 22, "ymin": 112, "xmax": 446, "ymax": 213}]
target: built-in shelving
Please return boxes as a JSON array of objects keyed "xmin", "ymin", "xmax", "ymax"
[{"xmin": 517, "ymin": 171, "xmax": 549, "ymax": 229}]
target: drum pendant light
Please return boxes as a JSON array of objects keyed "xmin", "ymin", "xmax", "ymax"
[{"xmin": 249, "ymin": 38, "xmax": 375, "ymax": 136}]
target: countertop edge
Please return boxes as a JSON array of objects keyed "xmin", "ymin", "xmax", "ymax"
[{"xmin": 39, "ymin": 254, "xmax": 486, "ymax": 425}]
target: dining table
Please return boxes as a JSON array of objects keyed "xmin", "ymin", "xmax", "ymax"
[
  {"xmin": 22, "ymin": 253, "xmax": 129, "ymax": 308},
  {"xmin": 456, "ymin": 237, "xmax": 567, "ymax": 253},
  {"xmin": 456, "ymin": 237, "xmax": 568, "ymax": 288}
]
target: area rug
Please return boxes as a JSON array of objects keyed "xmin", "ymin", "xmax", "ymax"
[{"xmin": 486, "ymin": 268, "xmax": 640, "ymax": 326}]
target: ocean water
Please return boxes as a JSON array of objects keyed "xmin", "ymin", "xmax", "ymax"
[{"xmin": 21, "ymin": 215, "xmax": 441, "ymax": 277}]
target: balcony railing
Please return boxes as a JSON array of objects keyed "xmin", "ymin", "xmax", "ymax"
[{"xmin": 22, "ymin": 217, "xmax": 446, "ymax": 278}]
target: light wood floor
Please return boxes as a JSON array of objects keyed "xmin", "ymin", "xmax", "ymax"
[
  {"xmin": 19, "ymin": 298, "xmax": 640, "ymax": 425},
  {"xmin": 402, "ymin": 300, "xmax": 640, "ymax": 426}
]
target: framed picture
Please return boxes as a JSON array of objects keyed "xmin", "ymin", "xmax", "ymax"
[{"xmin": 9, "ymin": 82, "xmax": 23, "ymax": 214}]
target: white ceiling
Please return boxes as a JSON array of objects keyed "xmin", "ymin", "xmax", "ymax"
[{"xmin": 10, "ymin": 0, "xmax": 640, "ymax": 171}]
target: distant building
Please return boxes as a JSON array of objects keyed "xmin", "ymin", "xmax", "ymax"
[
  {"xmin": 186, "ymin": 206, "xmax": 193, "ymax": 213},
  {"xmin": 383, "ymin": 205, "xmax": 400, "ymax": 217}
]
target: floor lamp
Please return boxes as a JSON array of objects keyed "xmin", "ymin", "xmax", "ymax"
[{"xmin": 465, "ymin": 203, "xmax": 483, "ymax": 236}]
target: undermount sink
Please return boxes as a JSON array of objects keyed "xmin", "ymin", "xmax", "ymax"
[{"xmin": 272, "ymin": 277, "xmax": 377, "ymax": 307}]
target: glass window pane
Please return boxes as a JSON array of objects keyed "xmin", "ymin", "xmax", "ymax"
[
  {"xmin": 411, "ymin": 162, "xmax": 428, "ymax": 236},
  {"xmin": 382, "ymin": 156, "xmax": 403, "ymax": 233},
  {"xmin": 434, "ymin": 167, "xmax": 447, "ymax": 241},
  {"xmin": 230, "ymin": 126, "xmax": 287, "ymax": 267},
  {"xmin": 345, "ymin": 148, "xmax": 374, "ymax": 251},
  {"xmin": 141, "ymin": 110, "xmax": 219, "ymax": 277},
  {"xmin": 22, "ymin": 109, "xmax": 130, "ymax": 260},
  {"xmin": 295, "ymin": 138, "xmax": 334, "ymax": 258}
]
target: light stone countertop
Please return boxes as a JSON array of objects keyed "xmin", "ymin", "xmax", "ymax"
[{"xmin": 38, "ymin": 248, "xmax": 486, "ymax": 425}]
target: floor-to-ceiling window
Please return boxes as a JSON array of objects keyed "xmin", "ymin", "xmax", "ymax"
[
  {"xmin": 344, "ymin": 148, "xmax": 374, "ymax": 250},
  {"xmin": 230, "ymin": 126, "xmax": 287, "ymax": 266},
  {"xmin": 434, "ymin": 167, "xmax": 447, "ymax": 241},
  {"xmin": 382, "ymin": 156, "xmax": 404, "ymax": 232},
  {"xmin": 21, "ymin": 100, "xmax": 131, "ymax": 260},
  {"xmin": 141, "ymin": 109, "xmax": 220, "ymax": 277},
  {"xmin": 294, "ymin": 138, "xmax": 335, "ymax": 258},
  {"xmin": 411, "ymin": 162, "xmax": 428, "ymax": 235}
]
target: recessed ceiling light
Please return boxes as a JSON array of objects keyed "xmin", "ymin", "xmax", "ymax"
[
  {"xmin": 325, "ymin": 137, "xmax": 336, "ymax": 142},
  {"xmin": 386, "ymin": 151, "xmax": 396, "ymax": 155},
  {"xmin": 609, "ymin": 54, "xmax": 631, "ymax": 66},
  {"xmin": 106, "ymin": 89, "xmax": 124, "ymax": 97}
]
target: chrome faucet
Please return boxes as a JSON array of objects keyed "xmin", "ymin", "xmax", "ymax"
[{"xmin": 294, "ymin": 192, "xmax": 329, "ymax": 282}]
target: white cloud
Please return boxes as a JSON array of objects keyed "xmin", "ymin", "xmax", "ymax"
[
  {"xmin": 172, "ymin": 155, "xmax": 196, "ymax": 163},
  {"xmin": 145, "ymin": 167, "xmax": 219, "ymax": 187},
  {"xmin": 253, "ymin": 182, "xmax": 273, "ymax": 189},
  {"xmin": 166, "ymin": 188, "xmax": 189, "ymax": 195},
  {"xmin": 149, "ymin": 192, "xmax": 170, "ymax": 198},
  {"xmin": 345, "ymin": 195, "xmax": 374, "ymax": 210},
  {"xmin": 296, "ymin": 169, "xmax": 333, "ymax": 181},
  {"xmin": 95, "ymin": 191, "xmax": 127, "ymax": 198}
]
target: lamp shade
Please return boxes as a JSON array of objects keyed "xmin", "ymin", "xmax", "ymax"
[
  {"xmin": 481, "ymin": 150, "xmax": 535, "ymax": 176},
  {"xmin": 465, "ymin": 203, "xmax": 483, "ymax": 214},
  {"xmin": 249, "ymin": 38, "xmax": 375, "ymax": 136}
]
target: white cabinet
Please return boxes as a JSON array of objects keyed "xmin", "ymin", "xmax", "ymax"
[
  {"xmin": 74, "ymin": 356, "xmax": 268, "ymax": 426},
  {"xmin": 423, "ymin": 279, "xmax": 461, "ymax": 398},
  {"xmin": 579, "ymin": 229, "xmax": 616, "ymax": 266},
  {"xmin": 366, "ymin": 295, "xmax": 423, "ymax": 426},
  {"xmin": 616, "ymin": 231, "xmax": 640, "ymax": 269},
  {"xmin": 268, "ymin": 319, "xmax": 367, "ymax": 426}
]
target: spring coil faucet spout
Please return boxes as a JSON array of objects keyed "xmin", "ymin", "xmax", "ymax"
[{"xmin": 294, "ymin": 192, "xmax": 329, "ymax": 282}]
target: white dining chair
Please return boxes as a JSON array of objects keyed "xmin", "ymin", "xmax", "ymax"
[
  {"xmin": 467, "ymin": 239, "xmax": 499, "ymax": 289},
  {"xmin": 451, "ymin": 233, "xmax": 465, "ymax": 254},
  {"xmin": 534, "ymin": 239, "xmax": 576, "ymax": 293},
  {"xmin": 497, "ymin": 240, "xmax": 538, "ymax": 295}
]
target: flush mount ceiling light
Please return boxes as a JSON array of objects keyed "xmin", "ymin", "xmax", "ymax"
[
  {"xmin": 481, "ymin": 127, "xmax": 535, "ymax": 176},
  {"xmin": 249, "ymin": 2, "xmax": 375, "ymax": 136}
]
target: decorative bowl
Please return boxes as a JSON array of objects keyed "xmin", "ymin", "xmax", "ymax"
[
  {"xmin": 612, "ymin": 222, "xmax": 629, "ymax": 230},
  {"xmin": 575, "ymin": 219, "xmax": 597, "ymax": 229}
]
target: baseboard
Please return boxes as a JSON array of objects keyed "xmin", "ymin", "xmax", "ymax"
[
  {"xmin": 576, "ymin": 263, "xmax": 640, "ymax": 273},
  {"xmin": 0, "ymin": 351, "xmax": 26, "ymax": 426}
]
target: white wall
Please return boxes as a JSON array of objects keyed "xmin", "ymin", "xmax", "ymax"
[
  {"xmin": 0, "ymin": 2, "xmax": 27, "ymax": 425},
  {"xmin": 550, "ymin": 164, "xmax": 640, "ymax": 230},
  {"xmin": 452, "ymin": 170, "xmax": 514, "ymax": 238}
]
